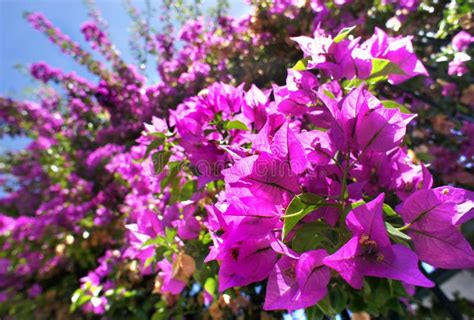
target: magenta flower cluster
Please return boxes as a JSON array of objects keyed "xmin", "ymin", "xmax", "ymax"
[
  {"xmin": 122, "ymin": 29, "xmax": 474, "ymax": 312},
  {"xmin": 1, "ymin": 0, "xmax": 473, "ymax": 318}
]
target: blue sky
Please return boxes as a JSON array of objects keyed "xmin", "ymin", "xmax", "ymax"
[
  {"xmin": 1, "ymin": 0, "xmax": 139, "ymax": 97},
  {"xmin": 0, "ymin": 0, "xmax": 250, "ymax": 96},
  {"xmin": 0, "ymin": 0, "xmax": 250, "ymax": 152}
]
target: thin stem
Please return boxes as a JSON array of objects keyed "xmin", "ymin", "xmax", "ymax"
[
  {"xmin": 338, "ymin": 148, "xmax": 351, "ymax": 226},
  {"xmin": 396, "ymin": 223, "xmax": 412, "ymax": 232},
  {"xmin": 315, "ymin": 147, "xmax": 344, "ymax": 172}
]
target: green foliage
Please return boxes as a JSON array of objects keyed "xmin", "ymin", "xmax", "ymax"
[
  {"xmin": 366, "ymin": 58, "xmax": 405, "ymax": 84},
  {"xmin": 282, "ymin": 193, "xmax": 328, "ymax": 240},
  {"xmin": 291, "ymin": 57, "xmax": 311, "ymax": 71},
  {"xmin": 291, "ymin": 221, "xmax": 336, "ymax": 253},
  {"xmin": 385, "ymin": 222, "xmax": 411, "ymax": 242},
  {"xmin": 224, "ymin": 120, "xmax": 249, "ymax": 131},
  {"xmin": 152, "ymin": 150, "xmax": 172, "ymax": 174},
  {"xmin": 333, "ymin": 26, "xmax": 356, "ymax": 43},
  {"xmin": 382, "ymin": 100, "xmax": 412, "ymax": 114}
]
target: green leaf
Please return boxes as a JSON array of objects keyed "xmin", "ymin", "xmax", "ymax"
[
  {"xmin": 180, "ymin": 179, "xmax": 197, "ymax": 201},
  {"xmin": 152, "ymin": 150, "xmax": 171, "ymax": 174},
  {"xmin": 145, "ymin": 139, "xmax": 163, "ymax": 158},
  {"xmin": 93, "ymin": 283, "xmax": 102, "ymax": 294},
  {"xmin": 367, "ymin": 58, "xmax": 405, "ymax": 84},
  {"xmin": 316, "ymin": 295, "xmax": 338, "ymax": 317},
  {"xmin": 334, "ymin": 26, "xmax": 356, "ymax": 43},
  {"xmin": 149, "ymin": 131, "xmax": 167, "ymax": 139},
  {"xmin": 224, "ymin": 120, "xmax": 248, "ymax": 131},
  {"xmin": 151, "ymin": 307, "xmax": 168, "ymax": 320},
  {"xmin": 141, "ymin": 236, "xmax": 165, "ymax": 248},
  {"xmin": 155, "ymin": 246, "xmax": 168, "ymax": 261},
  {"xmin": 298, "ymin": 193, "xmax": 325, "ymax": 205},
  {"xmin": 323, "ymin": 89, "xmax": 335, "ymax": 100},
  {"xmin": 382, "ymin": 203, "xmax": 398, "ymax": 217},
  {"xmin": 350, "ymin": 200, "xmax": 366, "ymax": 209},
  {"xmin": 389, "ymin": 279, "xmax": 410, "ymax": 298},
  {"xmin": 282, "ymin": 193, "xmax": 326, "ymax": 240},
  {"xmin": 416, "ymin": 152, "xmax": 434, "ymax": 163},
  {"xmin": 381, "ymin": 100, "xmax": 412, "ymax": 114},
  {"xmin": 330, "ymin": 285, "xmax": 348, "ymax": 314},
  {"xmin": 342, "ymin": 78, "xmax": 363, "ymax": 91},
  {"xmin": 371, "ymin": 58, "xmax": 405, "ymax": 76},
  {"xmin": 165, "ymin": 227, "xmax": 177, "ymax": 243},
  {"xmin": 204, "ymin": 278, "xmax": 217, "ymax": 295},
  {"xmin": 364, "ymin": 278, "xmax": 391, "ymax": 309},
  {"xmin": 199, "ymin": 230, "xmax": 212, "ymax": 245},
  {"xmin": 305, "ymin": 306, "xmax": 325, "ymax": 320},
  {"xmin": 160, "ymin": 161, "xmax": 180, "ymax": 189},
  {"xmin": 291, "ymin": 57, "xmax": 311, "ymax": 71},
  {"xmin": 169, "ymin": 173, "xmax": 181, "ymax": 205},
  {"xmin": 348, "ymin": 291, "xmax": 368, "ymax": 312},
  {"xmin": 385, "ymin": 222, "xmax": 411, "ymax": 241},
  {"xmin": 71, "ymin": 289, "xmax": 82, "ymax": 304},
  {"xmin": 292, "ymin": 221, "xmax": 335, "ymax": 252},
  {"xmin": 70, "ymin": 289, "xmax": 91, "ymax": 312},
  {"xmin": 144, "ymin": 255, "xmax": 156, "ymax": 269}
]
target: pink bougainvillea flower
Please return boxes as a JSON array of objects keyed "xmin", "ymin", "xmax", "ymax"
[
  {"xmin": 355, "ymin": 105, "xmax": 414, "ymax": 152},
  {"xmin": 271, "ymin": 121, "xmax": 307, "ymax": 174},
  {"xmin": 322, "ymin": 85, "xmax": 415, "ymax": 153},
  {"xmin": 174, "ymin": 206, "xmax": 201, "ymax": 240},
  {"xmin": 264, "ymin": 250, "xmax": 330, "ymax": 311},
  {"xmin": 291, "ymin": 34, "xmax": 332, "ymax": 67},
  {"xmin": 362, "ymin": 27, "xmax": 428, "ymax": 84},
  {"xmin": 310, "ymin": 0, "xmax": 326, "ymax": 12},
  {"xmin": 144, "ymin": 116, "xmax": 168, "ymax": 134},
  {"xmin": 297, "ymin": 129, "xmax": 336, "ymax": 167},
  {"xmin": 323, "ymin": 194, "xmax": 433, "ymax": 289},
  {"xmin": 398, "ymin": 188, "xmax": 474, "ymax": 269},
  {"xmin": 83, "ymin": 296, "xmax": 108, "ymax": 315},
  {"xmin": 274, "ymin": 70, "xmax": 319, "ymax": 116},
  {"xmin": 203, "ymin": 289, "xmax": 213, "ymax": 306},
  {"xmin": 351, "ymin": 151, "xmax": 395, "ymax": 195},
  {"xmin": 242, "ymin": 84, "xmax": 269, "ymax": 131},
  {"xmin": 156, "ymin": 258, "xmax": 186, "ymax": 295},
  {"xmin": 451, "ymin": 31, "xmax": 474, "ymax": 52},
  {"xmin": 212, "ymin": 236, "xmax": 278, "ymax": 291},
  {"xmin": 433, "ymin": 186, "xmax": 474, "ymax": 226},
  {"xmin": 316, "ymin": 37, "xmax": 363, "ymax": 80},
  {"xmin": 286, "ymin": 69, "xmax": 319, "ymax": 93},
  {"xmin": 211, "ymin": 196, "xmax": 281, "ymax": 245},
  {"xmin": 125, "ymin": 210, "xmax": 163, "ymax": 267},
  {"xmin": 354, "ymin": 100, "xmax": 416, "ymax": 153},
  {"xmin": 200, "ymin": 82, "xmax": 244, "ymax": 115},
  {"xmin": 448, "ymin": 53, "xmax": 470, "ymax": 76},
  {"xmin": 351, "ymin": 87, "xmax": 414, "ymax": 152},
  {"xmin": 292, "ymin": 32, "xmax": 372, "ymax": 81},
  {"xmin": 222, "ymin": 153, "xmax": 300, "ymax": 207}
]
